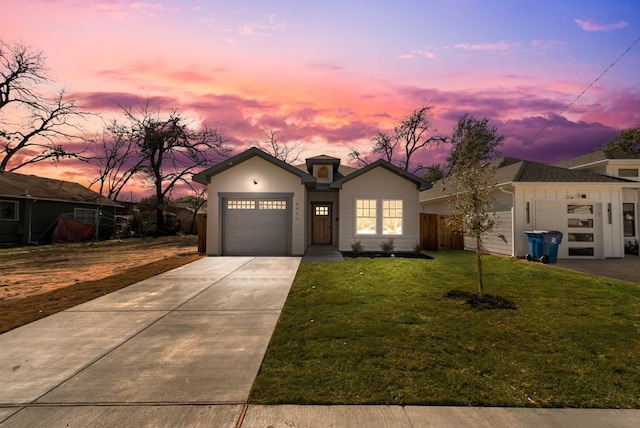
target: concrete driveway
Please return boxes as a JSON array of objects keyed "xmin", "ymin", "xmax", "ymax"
[
  {"xmin": 554, "ymin": 256, "xmax": 640, "ymax": 284},
  {"xmin": 0, "ymin": 257, "xmax": 300, "ymax": 426}
]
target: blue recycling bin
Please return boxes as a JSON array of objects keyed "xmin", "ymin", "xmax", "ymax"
[
  {"xmin": 542, "ymin": 231, "xmax": 563, "ymax": 263},
  {"xmin": 525, "ymin": 231, "xmax": 563, "ymax": 263},
  {"xmin": 524, "ymin": 231, "xmax": 544, "ymax": 259}
]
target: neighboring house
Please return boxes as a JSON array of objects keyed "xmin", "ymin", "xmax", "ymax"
[
  {"xmin": 192, "ymin": 147, "xmax": 429, "ymax": 256},
  {"xmin": 174, "ymin": 201, "xmax": 207, "ymax": 235},
  {"xmin": 420, "ymin": 157, "xmax": 640, "ymax": 260},
  {"xmin": 0, "ymin": 171, "xmax": 122, "ymax": 245}
]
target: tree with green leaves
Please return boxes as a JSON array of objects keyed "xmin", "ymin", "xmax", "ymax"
[
  {"xmin": 599, "ymin": 125, "xmax": 640, "ymax": 154},
  {"xmin": 446, "ymin": 114, "xmax": 504, "ymax": 299}
]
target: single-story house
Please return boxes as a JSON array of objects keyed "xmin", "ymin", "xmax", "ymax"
[
  {"xmin": 192, "ymin": 147, "xmax": 429, "ymax": 256},
  {"xmin": 420, "ymin": 156, "xmax": 640, "ymax": 260},
  {"xmin": 0, "ymin": 171, "xmax": 122, "ymax": 245}
]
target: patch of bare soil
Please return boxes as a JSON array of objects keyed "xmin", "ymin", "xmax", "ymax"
[
  {"xmin": 0, "ymin": 236, "xmax": 203, "ymax": 333},
  {"xmin": 444, "ymin": 289, "xmax": 518, "ymax": 310}
]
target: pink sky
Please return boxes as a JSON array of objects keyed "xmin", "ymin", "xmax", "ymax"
[{"xmin": 3, "ymin": 0, "xmax": 640, "ymax": 200}]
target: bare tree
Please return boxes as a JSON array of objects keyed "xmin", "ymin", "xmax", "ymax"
[
  {"xmin": 88, "ymin": 126, "xmax": 145, "ymax": 200},
  {"xmin": 99, "ymin": 102, "xmax": 230, "ymax": 235},
  {"xmin": 176, "ymin": 182, "xmax": 208, "ymax": 234},
  {"xmin": 0, "ymin": 40, "xmax": 87, "ymax": 171},
  {"xmin": 349, "ymin": 104, "xmax": 446, "ymax": 173},
  {"xmin": 445, "ymin": 115, "xmax": 504, "ymax": 299},
  {"xmin": 256, "ymin": 128, "xmax": 303, "ymax": 164}
]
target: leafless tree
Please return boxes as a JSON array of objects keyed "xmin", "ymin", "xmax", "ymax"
[
  {"xmin": 256, "ymin": 128, "xmax": 303, "ymax": 164},
  {"xmin": 94, "ymin": 102, "xmax": 230, "ymax": 235},
  {"xmin": 0, "ymin": 40, "xmax": 87, "ymax": 171},
  {"xmin": 349, "ymin": 104, "xmax": 446, "ymax": 173}
]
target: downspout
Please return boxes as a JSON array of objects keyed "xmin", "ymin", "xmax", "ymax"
[{"xmin": 499, "ymin": 187, "xmax": 516, "ymax": 258}]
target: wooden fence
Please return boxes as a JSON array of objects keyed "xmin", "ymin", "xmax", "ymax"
[
  {"xmin": 197, "ymin": 213, "xmax": 207, "ymax": 254},
  {"xmin": 420, "ymin": 213, "xmax": 464, "ymax": 251}
]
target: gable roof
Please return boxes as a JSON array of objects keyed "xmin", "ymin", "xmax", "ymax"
[
  {"xmin": 192, "ymin": 147, "xmax": 315, "ymax": 184},
  {"xmin": 0, "ymin": 171, "xmax": 122, "ymax": 207},
  {"xmin": 553, "ymin": 151, "xmax": 640, "ymax": 169},
  {"xmin": 421, "ymin": 157, "xmax": 635, "ymax": 201},
  {"xmin": 330, "ymin": 159, "xmax": 431, "ymax": 190}
]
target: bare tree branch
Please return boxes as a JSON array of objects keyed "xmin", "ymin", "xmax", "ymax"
[{"xmin": 255, "ymin": 128, "xmax": 304, "ymax": 164}]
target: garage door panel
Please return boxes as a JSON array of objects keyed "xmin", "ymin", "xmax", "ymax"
[{"xmin": 222, "ymin": 197, "xmax": 290, "ymax": 256}]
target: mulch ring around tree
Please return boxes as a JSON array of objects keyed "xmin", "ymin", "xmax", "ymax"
[
  {"xmin": 341, "ymin": 252, "xmax": 433, "ymax": 259},
  {"xmin": 444, "ymin": 289, "xmax": 518, "ymax": 310}
]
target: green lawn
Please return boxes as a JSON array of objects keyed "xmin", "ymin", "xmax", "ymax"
[{"xmin": 250, "ymin": 251, "xmax": 640, "ymax": 408}]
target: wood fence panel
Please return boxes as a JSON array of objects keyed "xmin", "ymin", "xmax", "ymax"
[
  {"xmin": 420, "ymin": 213, "xmax": 464, "ymax": 251},
  {"xmin": 197, "ymin": 213, "xmax": 207, "ymax": 254}
]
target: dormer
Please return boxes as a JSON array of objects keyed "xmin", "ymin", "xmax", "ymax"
[{"xmin": 305, "ymin": 155, "xmax": 341, "ymax": 184}]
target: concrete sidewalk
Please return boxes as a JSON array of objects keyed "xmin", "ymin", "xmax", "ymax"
[{"xmin": 2, "ymin": 257, "xmax": 639, "ymax": 427}]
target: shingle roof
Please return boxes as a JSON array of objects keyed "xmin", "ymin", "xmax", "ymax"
[
  {"xmin": 0, "ymin": 171, "xmax": 122, "ymax": 207},
  {"xmin": 192, "ymin": 147, "xmax": 315, "ymax": 184},
  {"xmin": 420, "ymin": 157, "xmax": 634, "ymax": 201},
  {"xmin": 330, "ymin": 159, "xmax": 431, "ymax": 190},
  {"xmin": 553, "ymin": 151, "xmax": 640, "ymax": 168}
]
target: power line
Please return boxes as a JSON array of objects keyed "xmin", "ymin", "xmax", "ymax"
[{"xmin": 531, "ymin": 32, "xmax": 640, "ymax": 142}]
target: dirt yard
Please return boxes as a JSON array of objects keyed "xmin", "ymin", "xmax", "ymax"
[{"xmin": 0, "ymin": 236, "xmax": 203, "ymax": 333}]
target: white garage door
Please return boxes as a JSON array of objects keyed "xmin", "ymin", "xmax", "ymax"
[
  {"xmin": 222, "ymin": 196, "xmax": 290, "ymax": 256},
  {"xmin": 535, "ymin": 201, "xmax": 602, "ymax": 259}
]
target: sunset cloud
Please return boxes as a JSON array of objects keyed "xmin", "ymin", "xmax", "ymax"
[
  {"xmin": 452, "ymin": 41, "xmax": 520, "ymax": 52},
  {"xmin": 398, "ymin": 49, "xmax": 436, "ymax": 60},
  {"xmin": 574, "ymin": 18, "xmax": 628, "ymax": 32}
]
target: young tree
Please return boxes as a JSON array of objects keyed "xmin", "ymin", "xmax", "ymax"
[
  {"xmin": 598, "ymin": 125, "xmax": 640, "ymax": 154},
  {"xmin": 256, "ymin": 128, "xmax": 303, "ymax": 164},
  {"xmin": 95, "ymin": 102, "xmax": 230, "ymax": 235},
  {"xmin": 0, "ymin": 40, "xmax": 87, "ymax": 171},
  {"xmin": 446, "ymin": 114, "xmax": 504, "ymax": 299},
  {"xmin": 348, "ymin": 104, "xmax": 446, "ymax": 172}
]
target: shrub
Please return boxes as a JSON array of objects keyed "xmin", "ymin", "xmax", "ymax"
[
  {"xmin": 413, "ymin": 243, "xmax": 422, "ymax": 255},
  {"xmin": 351, "ymin": 241, "xmax": 364, "ymax": 257},
  {"xmin": 380, "ymin": 238, "xmax": 395, "ymax": 255}
]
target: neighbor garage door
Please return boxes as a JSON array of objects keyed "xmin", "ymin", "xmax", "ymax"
[
  {"xmin": 535, "ymin": 201, "xmax": 602, "ymax": 259},
  {"xmin": 222, "ymin": 196, "xmax": 290, "ymax": 256}
]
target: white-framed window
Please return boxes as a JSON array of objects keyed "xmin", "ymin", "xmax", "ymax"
[
  {"xmin": 259, "ymin": 200, "xmax": 287, "ymax": 210},
  {"xmin": 74, "ymin": 208, "xmax": 98, "ymax": 224},
  {"xmin": 227, "ymin": 200, "xmax": 255, "ymax": 210},
  {"xmin": 618, "ymin": 168, "xmax": 639, "ymax": 178},
  {"xmin": 356, "ymin": 199, "xmax": 376, "ymax": 234},
  {"xmin": 382, "ymin": 200, "xmax": 403, "ymax": 235},
  {"xmin": 0, "ymin": 200, "xmax": 18, "ymax": 220}
]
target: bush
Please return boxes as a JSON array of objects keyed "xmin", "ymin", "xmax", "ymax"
[
  {"xmin": 380, "ymin": 238, "xmax": 395, "ymax": 255},
  {"xmin": 413, "ymin": 243, "xmax": 422, "ymax": 255},
  {"xmin": 351, "ymin": 241, "xmax": 364, "ymax": 257}
]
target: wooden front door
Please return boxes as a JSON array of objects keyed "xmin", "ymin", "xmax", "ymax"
[{"xmin": 312, "ymin": 203, "xmax": 332, "ymax": 244}]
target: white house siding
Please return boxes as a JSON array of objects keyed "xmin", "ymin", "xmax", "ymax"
[
  {"xmin": 463, "ymin": 211, "xmax": 513, "ymax": 255},
  {"xmin": 338, "ymin": 166, "xmax": 420, "ymax": 252},
  {"xmin": 205, "ymin": 156, "xmax": 307, "ymax": 256},
  {"xmin": 512, "ymin": 184, "xmax": 625, "ymax": 259}
]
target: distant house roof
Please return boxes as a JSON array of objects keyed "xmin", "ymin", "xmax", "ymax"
[
  {"xmin": 553, "ymin": 151, "xmax": 640, "ymax": 169},
  {"xmin": 0, "ymin": 171, "xmax": 122, "ymax": 207},
  {"xmin": 192, "ymin": 147, "xmax": 315, "ymax": 184},
  {"xmin": 330, "ymin": 159, "xmax": 431, "ymax": 190},
  {"xmin": 421, "ymin": 157, "xmax": 636, "ymax": 201}
]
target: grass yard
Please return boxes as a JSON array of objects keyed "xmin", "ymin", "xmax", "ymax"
[{"xmin": 250, "ymin": 251, "xmax": 640, "ymax": 408}]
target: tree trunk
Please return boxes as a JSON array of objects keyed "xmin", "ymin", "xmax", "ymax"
[{"xmin": 476, "ymin": 235, "xmax": 484, "ymax": 300}]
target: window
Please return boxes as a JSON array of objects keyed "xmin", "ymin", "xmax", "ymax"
[
  {"xmin": 0, "ymin": 200, "xmax": 18, "ymax": 220},
  {"xmin": 382, "ymin": 200, "xmax": 402, "ymax": 235},
  {"xmin": 618, "ymin": 168, "xmax": 639, "ymax": 178},
  {"xmin": 567, "ymin": 204, "xmax": 593, "ymax": 214},
  {"xmin": 568, "ymin": 233, "xmax": 594, "ymax": 242},
  {"xmin": 315, "ymin": 206, "xmax": 329, "ymax": 216},
  {"xmin": 317, "ymin": 166, "xmax": 329, "ymax": 179},
  {"xmin": 259, "ymin": 200, "xmax": 287, "ymax": 210},
  {"xmin": 568, "ymin": 218, "xmax": 593, "ymax": 228},
  {"xmin": 356, "ymin": 199, "xmax": 376, "ymax": 234},
  {"xmin": 568, "ymin": 247, "xmax": 595, "ymax": 257},
  {"xmin": 623, "ymin": 203, "xmax": 636, "ymax": 237},
  {"xmin": 227, "ymin": 200, "xmax": 255, "ymax": 210},
  {"xmin": 74, "ymin": 208, "xmax": 98, "ymax": 224}
]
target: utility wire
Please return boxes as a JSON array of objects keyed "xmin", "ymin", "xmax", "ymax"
[{"xmin": 531, "ymin": 32, "xmax": 640, "ymax": 142}]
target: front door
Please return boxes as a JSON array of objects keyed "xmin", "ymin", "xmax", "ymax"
[{"xmin": 312, "ymin": 203, "xmax": 332, "ymax": 244}]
